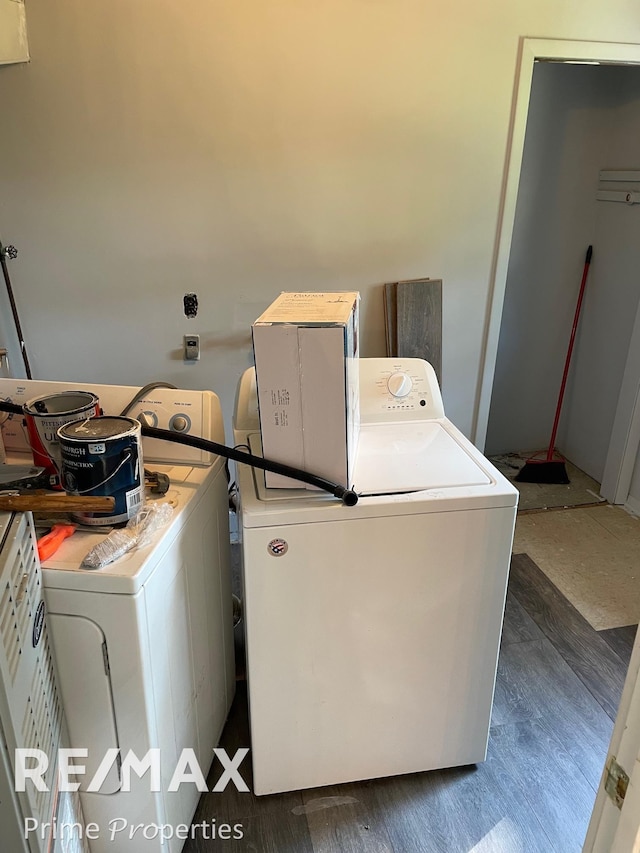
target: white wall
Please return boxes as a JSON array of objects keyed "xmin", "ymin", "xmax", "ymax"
[
  {"xmin": 561, "ymin": 181, "xmax": 640, "ymax": 480},
  {"xmin": 486, "ymin": 64, "xmax": 640, "ymax": 484},
  {"xmin": 2, "ymin": 2, "xmax": 640, "ymax": 441}
]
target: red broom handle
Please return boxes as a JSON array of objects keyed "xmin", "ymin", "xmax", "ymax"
[{"xmin": 546, "ymin": 245, "xmax": 593, "ymax": 461}]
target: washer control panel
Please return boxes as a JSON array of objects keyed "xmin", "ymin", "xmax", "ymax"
[
  {"xmin": 359, "ymin": 358, "xmax": 444, "ymax": 423},
  {"xmin": 0, "ymin": 380, "xmax": 220, "ymax": 466}
]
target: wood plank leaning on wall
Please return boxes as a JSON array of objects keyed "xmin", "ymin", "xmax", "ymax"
[{"xmin": 383, "ymin": 278, "xmax": 443, "ymax": 386}]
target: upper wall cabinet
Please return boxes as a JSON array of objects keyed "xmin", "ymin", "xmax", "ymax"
[{"xmin": 0, "ymin": 0, "xmax": 28, "ymax": 65}]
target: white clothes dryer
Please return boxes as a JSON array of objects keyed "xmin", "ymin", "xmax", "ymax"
[
  {"xmin": 233, "ymin": 358, "xmax": 518, "ymax": 796},
  {"xmin": 0, "ymin": 379, "xmax": 236, "ymax": 852}
]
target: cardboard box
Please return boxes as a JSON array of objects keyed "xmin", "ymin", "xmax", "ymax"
[{"xmin": 252, "ymin": 292, "xmax": 360, "ymax": 489}]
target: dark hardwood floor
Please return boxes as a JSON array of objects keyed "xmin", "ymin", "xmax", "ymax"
[{"xmin": 184, "ymin": 553, "xmax": 637, "ymax": 853}]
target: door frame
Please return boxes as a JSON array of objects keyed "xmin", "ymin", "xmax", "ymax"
[
  {"xmin": 473, "ymin": 38, "xmax": 640, "ymax": 471},
  {"xmin": 583, "ymin": 622, "xmax": 640, "ymax": 851},
  {"xmin": 600, "ymin": 295, "xmax": 640, "ymax": 505}
]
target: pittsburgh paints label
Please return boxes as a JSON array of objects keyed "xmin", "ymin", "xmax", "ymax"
[{"xmin": 59, "ymin": 420, "xmax": 143, "ymax": 525}]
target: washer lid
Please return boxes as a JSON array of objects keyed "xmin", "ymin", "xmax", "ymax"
[
  {"xmin": 352, "ymin": 421, "xmax": 491, "ymax": 494},
  {"xmin": 248, "ymin": 419, "xmax": 493, "ymax": 501}
]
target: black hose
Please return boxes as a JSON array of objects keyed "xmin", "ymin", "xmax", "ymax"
[
  {"xmin": 0, "ymin": 400, "xmax": 358, "ymax": 506},
  {"xmin": 141, "ymin": 425, "xmax": 358, "ymax": 506}
]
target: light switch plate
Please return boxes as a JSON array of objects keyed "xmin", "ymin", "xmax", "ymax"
[{"xmin": 184, "ymin": 334, "xmax": 200, "ymax": 361}]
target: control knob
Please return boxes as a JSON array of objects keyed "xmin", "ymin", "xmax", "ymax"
[
  {"xmin": 170, "ymin": 414, "xmax": 190, "ymax": 432},
  {"xmin": 138, "ymin": 410, "xmax": 158, "ymax": 428},
  {"xmin": 387, "ymin": 372, "xmax": 413, "ymax": 398}
]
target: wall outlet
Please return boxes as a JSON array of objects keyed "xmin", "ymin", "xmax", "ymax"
[
  {"xmin": 183, "ymin": 293, "xmax": 198, "ymax": 318},
  {"xmin": 184, "ymin": 334, "xmax": 200, "ymax": 361}
]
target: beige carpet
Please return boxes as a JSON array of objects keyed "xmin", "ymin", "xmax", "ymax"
[{"xmin": 513, "ymin": 504, "xmax": 640, "ymax": 631}]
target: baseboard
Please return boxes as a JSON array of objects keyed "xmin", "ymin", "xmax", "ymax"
[{"xmin": 623, "ymin": 495, "xmax": 640, "ymax": 518}]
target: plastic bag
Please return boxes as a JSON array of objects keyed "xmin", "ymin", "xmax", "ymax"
[{"xmin": 81, "ymin": 502, "xmax": 173, "ymax": 570}]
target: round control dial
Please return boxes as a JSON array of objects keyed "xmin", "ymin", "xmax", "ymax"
[
  {"xmin": 138, "ymin": 410, "xmax": 158, "ymax": 428},
  {"xmin": 387, "ymin": 372, "xmax": 413, "ymax": 398},
  {"xmin": 170, "ymin": 414, "xmax": 191, "ymax": 433}
]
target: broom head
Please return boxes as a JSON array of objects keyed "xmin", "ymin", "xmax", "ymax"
[{"xmin": 515, "ymin": 454, "xmax": 569, "ymax": 485}]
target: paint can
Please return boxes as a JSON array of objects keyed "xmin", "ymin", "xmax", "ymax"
[
  {"xmin": 58, "ymin": 416, "xmax": 144, "ymax": 527},
  {"xmin": 23, "ymin": 391, "xmax": 100, "ymax": 488}
]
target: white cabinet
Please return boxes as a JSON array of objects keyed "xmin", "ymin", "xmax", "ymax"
[{"xmin": 0, "ymin": 0, "xmax": 28, "ymax": 65}]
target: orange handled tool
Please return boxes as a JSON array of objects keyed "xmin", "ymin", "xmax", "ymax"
[{"xmin": 37, "ymin": 524, "xmax": 76, "ymax": 561}]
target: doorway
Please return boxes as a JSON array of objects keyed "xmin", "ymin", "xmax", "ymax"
[
  {"xmin": 478, "ymin": 37, "xmax": 640, "ymax": 635},
  {"xmin": 475, "ymin": 39, "xmax": 640, "ymax": 514},
  {"xmin": 487, "ymin": 60, "xmax": 640, "ymax": 504}
]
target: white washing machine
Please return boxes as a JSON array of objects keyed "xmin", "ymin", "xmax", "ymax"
[
  {"xmin": 0, "ymin": 379, "xmax": 236, "ymax": 852},
  {"xmin": 233, "ymin": 358, "xmax": 518, "ymax": 796}
]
